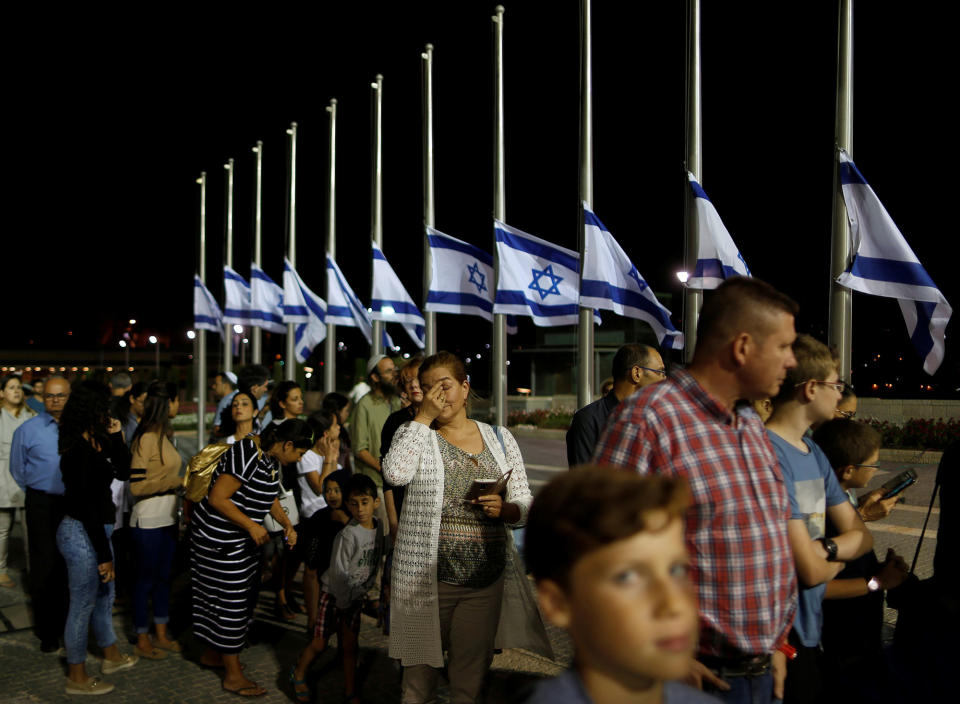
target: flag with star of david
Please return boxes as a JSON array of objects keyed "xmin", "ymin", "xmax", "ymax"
[
  {"xmin": 223, "ymin": 265, "xmax": 254, "ymax": 326},
  {"xmin": 249, "ymin": 263, "xmax": 286, "ymax": 334},
  {"xmin": 193, "ymin": 275, "xmax": 223, "ymax": 334},
  {"xmin": 686, "ymin": 172, "xmax": 751, "ymax": 289},
  {"xmin": 580, "ymin": 204, "xmax": 684, "ymax": 349},
  {"xmin": 326, "ymin": 253, "xmax": 393, "ymax": 349},
  {"xmin": 370, "ymin": 242, "xmax": 425, "ymax": 349},
  {"xmin": 494, "ymin": 220, "xmax": 598, "ymax": 327},
  {"xmin": 425, "ymin": 227, "xmax": 519, "ymax": 334},
  {"xmin": 280, "ymin": 259, "xmax": 328, "ymax": 363}
]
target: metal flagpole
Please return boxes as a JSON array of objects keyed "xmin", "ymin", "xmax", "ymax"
[
  {"xmin": 371, "ymin": 75, "xmax": 384, "ymax": 359},
  {"xmin": 682, "ymin": 0, "xmax": 702, "ymax": 363},
  {"xmin": 223, "ymin": 158, "xmax": 235, "ymax": 374},
  {"xmin": 829, "ymin": 0, "xmax": 854, "ymax": 382},
  {"xmin": 251, "ymin": 141, "xmax": 263, "ymax": 364},
  {"xmin": 422, "ymin": 44, "xmax": 437, "ymax": 356},
  {"xmin": 324, "ymin": 99, "xmax": 338, "ymax": 392},
  {"xmin": 197, "ymin": 171, "xmax": 208, "ymax": 445},
  {"xmin": 285, "ymin": 122, "xmax": 298, "ymax": 380},
  {"xmin": 492, "ymin": 6, "xmax": 507, "ymax": 427},
  {"xmin": 576, "ymin": 0, "xmax": 594, "ymax": 410}
]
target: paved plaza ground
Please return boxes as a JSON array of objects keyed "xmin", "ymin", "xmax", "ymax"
[{"xmin": 0, "ymin": 430, "xmax": 943, "ymax": 702}]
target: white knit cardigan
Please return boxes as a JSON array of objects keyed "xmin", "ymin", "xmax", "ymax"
[{"xmin": 383, "ymin": 419, "xmax": 553, "ymax": 667}]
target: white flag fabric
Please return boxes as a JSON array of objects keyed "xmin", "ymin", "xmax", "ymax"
[
  {"xmin": 249, "ymin": 264, "xmax": 286, "ymax": 334},
  {"xmin": 580, "ymin": 205, "xmax": 684, "ymax": 349},
  {"xmin": 836, "ymin": 150, "xmax": 952, "ymax": 374},
  {"xmin": 326, "ymin": 254, "xmax": 374, "ymax": 344},
  {"xmin": 371, "ymin": 242, "xmax": 426, "ymax": 349},
  {"xmin": 425, "ymin": 226, "xmax": 518, "ymax": 334},
  {"xmin": 223, "ymin": 266, "xmax": 253, "ymax": 326},
  {"xmin": 686, "ymin": 172, "xmax": 751, "ymax": 289},
  {"xmin": 494, "ymin": 220, "xmax": 597, "ymax": 327},
  {"xmin": 287, "ymin": 267, "xmax": 328, "ymax": 364},
  {"xmin": 282, "ymin": 258, "xmax": 311, "ymax": 323},
  {"xmin": 193, "ymin": 275, "xmax": 223, "ymax": 335}
]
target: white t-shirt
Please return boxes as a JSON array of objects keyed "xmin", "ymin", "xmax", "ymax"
[{"xmin": 297, "ymin": 449, "xmax": 330, "ymax": 518}]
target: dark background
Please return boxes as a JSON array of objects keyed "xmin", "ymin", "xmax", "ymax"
[{"xmin": 7, "ymin": 2, "xmax": 957, "ymax": 395}]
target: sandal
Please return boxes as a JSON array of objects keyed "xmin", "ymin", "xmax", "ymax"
[
  {"xmin": 153, "ymin": 639, "xmax": 183, "ymax": 653},
  {"xmin": 222, "ymin": 682, "xmax": 266, "ymax": 697},
  {"xmin": 288, "ymin": 665, "xmax": 311, "ymax": 702},
  {"xmin": 133, "ymin": 644, "xmax": 167, "ymax": 660}
]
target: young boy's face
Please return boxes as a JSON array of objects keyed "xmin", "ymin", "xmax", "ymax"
[
  {"xmin": 842, "ymin": 448, "xmax": 880, "ymax": 489},
  {"xmin": 324, "ymin": 480, "xmax": 342, "ymax": 509},
  {"xmin": 346, "ymin": 491, "xmax": 380, "ymax": 525},
  {"xmin": 538, "ymin": 514, "xmax": 697, "ymax": 687},
  {"xmin": 809, "ymin": 370, "xmax": 843, "ymax": 424}
]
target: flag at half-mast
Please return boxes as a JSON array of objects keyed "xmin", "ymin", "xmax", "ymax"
[
  {"xmin": 281, "ymin": 259, "xmax": 327, "ymax": 363},
  {"xmin": 686, "ymin": 172, "xmax": 751, "ymax": 288},
  {"xmin": 580, "ymin": 205, "xmax": 684, "ymax": 349},
  {"xmin": 193, "ymin": 275, "xmax": 223, "ymax": 334},
  {"xmin": 371, "ymin": 242, "xmax": 425, "ymax": 349},
  {"xmin": 249, "ymin": 264, "xmax": 286, "ymax": 334},
  {"xmin": 326, "ymin": 253, "xmax": 394, "ymax": 349},
  {"xmin": 425, "ymin": 226, "xmax": 518, "ymax": 333},
  {"xmin": 836, "ymin": 150, "xmax": 952, "ymax": 374},
  {"xmin": 494, "ymin": 220, "xmax": 598, "ymax": 327},
  {"xmin": 223, "ymin": 266, "xmax": 254, "ymax": 326}
]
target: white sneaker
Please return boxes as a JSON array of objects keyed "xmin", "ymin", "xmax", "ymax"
[
  {"xmin": 65, "ymin": 677, "xmax": 115, "ymax": 695},
  {"xmin": 101, "ymin": 653, "xmax": 139, "ymax": 675}
]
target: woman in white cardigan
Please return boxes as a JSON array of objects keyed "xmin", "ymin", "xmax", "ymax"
[{"xmin": 383, "ymin": 352, "xmax": 551, "ymax": 704}]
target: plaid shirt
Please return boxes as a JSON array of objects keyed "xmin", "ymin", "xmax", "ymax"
[{"xmin": 593, "ymin": 369, "xmax": 796, "ymax": 658}]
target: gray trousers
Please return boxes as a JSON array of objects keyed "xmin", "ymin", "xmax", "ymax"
[{"xmin": 401, "ymin": 573, "xmax": 505, "ymax": 704}]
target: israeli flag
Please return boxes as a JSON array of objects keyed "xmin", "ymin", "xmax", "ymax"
[
  {"xmin": 836, "ymin": 150, "xmax": 952, "ymax": 374},
  {"xmin": 686, "ymin": 172, "xmax": 751, "ymax": 289},
  {"xmin": 494, "ymin": 220, "xmax": 596, "ymax": 327},
  {"xmin": 580, "ymin": 205, "xmax": 684, "ymax": 349},
  {"xmin": 249, "ymin": 264, "xmax": 286, "ymax": 334},
  {"xmin": 282, "ymin": 258, "xmax": 311, "ymax": 323},
  {"xmin": 223, "ymin": 266, "xmax": 254, "ymax": 326},
  {"xmin": 371, "ymin": 242, "xmax": 426, "ymax": 349},
  {"xmin": 326, "ymin": 254, "xmax": 375, "ymax": 344},
  {"xmin": 286, "ymin": 266, "xmax": 328, "ymax": 364},
  {"xmin": 193, "ymin": 275, "xmax": 223, "ymax": 334}
]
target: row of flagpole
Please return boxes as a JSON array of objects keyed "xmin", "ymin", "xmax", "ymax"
[{"xmin": 192, "ymin": 0, "xmax": 950, "ymax": 438}]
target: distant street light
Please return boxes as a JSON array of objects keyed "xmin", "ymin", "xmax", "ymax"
[
  {"xmin": 129, "ymin": 319, "xmax": 137, "ymax": 325},
  {"xmin": 186, "ymin": 330, "xmax": 196, "ymax": 340},
  {"xmin": 676, "ymin": 271, "xmax": 690, "ymax": 284},
  {"xmin": 149, "ymin": 336, "xmax": 159, "ymax": 374}
]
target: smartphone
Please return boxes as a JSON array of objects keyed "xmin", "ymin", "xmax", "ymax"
[{"xmin": 880, "ymin": 468, "xmax": 918, "ymax": 500}]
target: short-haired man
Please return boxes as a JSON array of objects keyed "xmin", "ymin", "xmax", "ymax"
[
  {"xmin": 109, "ymin": 372, "xmax": 132, "ymax": 397},
  {"xmin": 25, "ymin": 378, "xmax": 46, "ymax": 414},
  {"xmin": 211, "ymin": 371, "xmax": 237, "ymax": 403},
  {"xmin": 594, "ymin": 277, "xmax": 800, "ymax": 703},
  {"xmin": 566, "ymin": 344, "xmax": 666, "ymax": 467},
  {"xmin": 10, "ymin": 376, "xmax": 71, "ymax": 652}
]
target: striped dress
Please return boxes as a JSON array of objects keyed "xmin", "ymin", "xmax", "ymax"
[{"xmin": 190, "ymin": 439, "xmax": 278, "ymax": 653}]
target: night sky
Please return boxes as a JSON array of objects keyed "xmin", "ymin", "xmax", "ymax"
[{"xmin": 9, "ymin": 2, "xmax": 957, "ymax": 393}]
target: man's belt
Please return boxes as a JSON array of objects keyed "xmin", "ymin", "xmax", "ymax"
[{"xmin": 699, "ymin": 652, "xmax": 771, "ymax": 678}]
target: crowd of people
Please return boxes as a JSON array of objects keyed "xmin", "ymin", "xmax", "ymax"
[{"xmin": 0, "ymin": 275, "xmax": 954, "ymax": 702}]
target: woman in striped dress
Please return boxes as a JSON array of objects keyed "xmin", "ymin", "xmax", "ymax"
[{"xmin": 190, "ymin": 419, "xmax": 313, "ymax": 697}]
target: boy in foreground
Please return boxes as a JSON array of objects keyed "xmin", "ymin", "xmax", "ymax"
[
  {"xmin": 764, "ymin": 335, "xmax": 873, "ymax": 704},
  {"xmin": 289, "ymin": 474, "xmax": 384, "ymax": 704},
  {"xmin": 524, "ymin": 467, "xmax": 718, "ymax": 704}
]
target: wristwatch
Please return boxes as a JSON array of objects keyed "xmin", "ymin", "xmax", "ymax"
[
  {"xmin": 819, "ymin": 537, "xmax": 839, "ymax": 561},
  {"xmin": 866, "ymin": 576, "xmax": 881, "ymax": 592}
]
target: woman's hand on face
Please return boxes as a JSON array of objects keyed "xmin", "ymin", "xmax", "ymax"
[
  {"xmin": 415, "ymin": 381, "xmax": 445, "ymax": 424},
  {"xmin": 473, "ymin": 493, "xmax": 503, "ymax": 519},
  {"xmin": 284, "ymin": 524, "xmax": 297, "ymax": 548},
  {"xmin": 107, "ymin": 418, "xmax": 123, "ymax": 435},
  {"xmin": 248, "ymin": 523, "xmax": 269, "ymax": 546},
  {"xmin": 319, "ymin": 433, "xmax": 339, "ymax": 463},
  {"xmin": 98, "ymin": 561, "xmax": 115, "ymax": 583}
]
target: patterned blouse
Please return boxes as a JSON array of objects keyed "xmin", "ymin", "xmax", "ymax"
[{"xmin": 436, "ymin": 434, "xmax": 506, "ymax": 588}]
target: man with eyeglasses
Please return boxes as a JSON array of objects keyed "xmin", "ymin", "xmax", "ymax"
[
  {"xmin": 566, "ymin": 344, "xmax": 665, "ymax": 467},
  {"xmin": 9, "ymin": 375, "xmax": 71, "ymax": 652}
]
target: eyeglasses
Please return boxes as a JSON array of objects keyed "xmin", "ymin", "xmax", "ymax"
[
  {"xmin": 795, "ymin": 380, "xmax": 845, "ymax": 392},
  {"xmin": 855, "ymin": 464, "xmax": 879, "ymax": 470},
  {"xmin": 637, "ymin": 366, "xmax": 667, "ymax": 378},
  {"xmin": 44, "ymin": 393, "xmax": 69, "ymax": 401},
  {"xmin": 835, "ymin": 409, "xmax": 856, "ymax": 419}
]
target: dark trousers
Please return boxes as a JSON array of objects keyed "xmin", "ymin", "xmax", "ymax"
[
  {"xmin": 25, "ymin": 489, "xmax": 69, "ymax": 645},
  {"xmin": 131, "ymin": 525, "xmax": 177, "ymax": 633}
]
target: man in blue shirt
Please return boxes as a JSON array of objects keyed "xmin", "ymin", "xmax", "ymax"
[{"xmin": 10, "ymin": 376, "xmax": 71, "ymax": 652}]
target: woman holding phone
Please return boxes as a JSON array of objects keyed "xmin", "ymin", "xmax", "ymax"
[
  {"xmin": 382, "ymin": 351, "xmax": 550, "ymax": 703},
  {"xmin": 56, "ymin": 381, "xmax": 137, "ymax": 695}
]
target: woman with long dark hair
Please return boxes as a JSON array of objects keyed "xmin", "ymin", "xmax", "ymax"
[
  {"xmin": 269, "ymin": 380, "xmax": 304, "ymax": 424},
  {"xmin": 190, "ymin": 419, "xmax": 312, "ymax": 697},
  {"xmin": 216, "ymin": 390, "xmax": 258, "ymax": 444},
  {"xmin": 128, "ymin": 381, "xmax": 183, "ymax": 659},
  {"xmin": 1, "ymin": 375, "xmax": 36, "ymax": 588},
  {"xmin": 321, "ymin": 392, "xmax": 353, "ymax": 473},
  {"xmin": 56, "ymin": 380, "xmax": 137, "ymax": 695}
]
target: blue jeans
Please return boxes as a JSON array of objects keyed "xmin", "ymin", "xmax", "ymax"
[
  {"xmin": 131, "ymin": 525, "xmax": 176, "ymax": 633},
  {"xmin": 57, "ymin": 517, "xmax": 117, "ymax": 665},
  {"xmin": 704, "ymin": 672, "xmax": 782, "ymax": 704}
]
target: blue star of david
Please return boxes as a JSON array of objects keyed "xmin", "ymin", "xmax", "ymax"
[
  {"xmin": 467, "ymin": 261, "xmax": 487, "ymax": 294},
  {"xmin": 627, "ymin": 265, "xmax": 648, "ymax": 291},
  {"xmin": 529, "ymin": 264, "xmax": 563, "ymax": 300}
]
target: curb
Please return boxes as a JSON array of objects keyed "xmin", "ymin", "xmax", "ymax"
[{"xmin": 879, "ymin": 448, "xmax": 944, "ymax": 464}]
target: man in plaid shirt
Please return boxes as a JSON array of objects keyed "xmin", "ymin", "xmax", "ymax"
[{"xmin": 593, "ymin": 278, "xmax": 799, "ymax": 704}]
